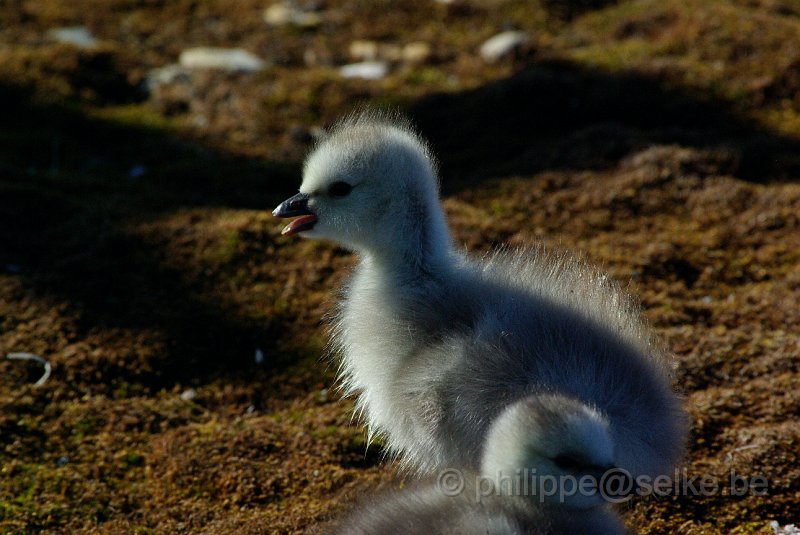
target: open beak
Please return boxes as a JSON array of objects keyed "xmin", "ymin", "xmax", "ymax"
[{"xmin": 272, "ymin": 192, "xmax": 317, "ymax": 236}]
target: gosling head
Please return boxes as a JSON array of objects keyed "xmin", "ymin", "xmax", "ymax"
[
  {"xmin": 481, "ymin": 395, "xmax": 621, "ymax": 509},
  {"xmin": 273, "ymin": 113, "xmax": 450, "ymax": 260}
]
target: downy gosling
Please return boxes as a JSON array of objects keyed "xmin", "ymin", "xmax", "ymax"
[{"xmin": 273, "ymin": 112, "xmax": 686, "ymax": 507}]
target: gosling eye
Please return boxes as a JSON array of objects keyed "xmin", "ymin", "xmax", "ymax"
[
  {"xmin": 552, "ymin": 453, "xmax": 584, "ymax": 471},
  {"xmin": 328, "ymin": 181, "xmax": 353, "ymax": 197}
]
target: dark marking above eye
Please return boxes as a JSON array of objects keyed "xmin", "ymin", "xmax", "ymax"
[{"xmin": 328, "ymin": 181, "xmax": 353, "ymax": 197}]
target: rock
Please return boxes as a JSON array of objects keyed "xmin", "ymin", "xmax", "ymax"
[
  {"xmin": 47, "ymin": 26, "xmax": 98, "ymax": 48},
  {"xmin": 263, "ymin": 3, "xmax": 322, "ymax": 28},
  {"xmin": 255, "ymin": 348, "xmax": 265, "ymax": 364},
  {"xmin": 349, "ymin": 40, "xmax": 430, "ymax": 64},
  {"xmin": 339, "ymin": 61, "xmax": 389, "ymax": 80},
  {"xmin": 178, "ymin": 47, "xmax": 267, "ymax": 72},
  {"xmin": 145, "ymin": 64, "xmax": 193, "ymax": 114},
  {"xmin": 56, "ymin": 456, "xmax": 70, "ymax": 467},
  {"xmin": 180, "ymin": 388, "xmax": 198, "ymax": 401},
  {"xmin": 348, "ymin": 41, "xmax": 399, "ymax": 62},
  {"xmin": 263, "ymin": 3, "xmax": 293, "ymax": 25},
  {"xmin": 349, "ymin": 40, "xmax": 379, "ymax": 61},
  {"xmin": 403, "ymin": 42, "xmax": 432, "ymax": 64},
  {"xmin": 479, "ymin": 30, "xmax": 528, "ymax": 63},
  {"xmin": 379, "ymin": 44, "xmax": 403, "ymax": 62},
  {"xmin": 145, "ymin": 64, "xmax": 191, "ymax": 91}
]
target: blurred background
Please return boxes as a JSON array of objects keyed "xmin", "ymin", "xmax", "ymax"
[{"xmin": 1, "ymin": 0, "xmax": 799, "ymax": 533}]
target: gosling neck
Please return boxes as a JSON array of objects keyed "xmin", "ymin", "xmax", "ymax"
[{"xmin": 360, "ymin": 205, "xmax": 453, "ymax": 287}]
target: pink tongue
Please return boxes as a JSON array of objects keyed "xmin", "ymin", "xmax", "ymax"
[{"xmin": 282, "ymin": 214, "xmax": 317, "ymax": 236}]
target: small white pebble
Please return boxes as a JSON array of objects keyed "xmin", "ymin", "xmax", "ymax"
[
  {"xmin": 264, "ymin": 3, "xmax": 293, "ymax": 25},
  {"xmin": 179, "ymin": 47, "xmax": 266, "ymax": 72},
  {"xmin": 180, "ymin": 388, "xmax": 197, "ymax": 401},
  {"xmin": 339, "ymin": 61, "xmax": 389, "ymax": 80},
  {"xmin": 47, "ymin": 26, "xmax": 98, "ymax": 48},
  {"xmin": 255, "ymin": 348, "xmax": 265, "ymax": 364},
  {"xmin": 349, "ymin": 40, "xmax": 379, "ymax": 61},
  {"xmin": 403, "ymin": 42, "xmax": 432, "ymax": 64},
  {"xmin": 145, "ymin": 64, "xmax": 191, "ymax": 91},
  {"xmin": 263, "ymin": 3, "xmax": 321, "ymax": 28},
  {"xmin": 479, "ymin": 30, "xmax": 528, "ymax": 63}
]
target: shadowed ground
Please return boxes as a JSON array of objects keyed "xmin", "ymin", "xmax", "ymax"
[{"xmin": 1, "ymin": 0, "xmax": 799, "ymax": 533}]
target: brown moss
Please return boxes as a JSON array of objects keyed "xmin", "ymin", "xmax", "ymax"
[{"xmin": 1, "ymin": 0, "xmax": 799, "ymax": 533}]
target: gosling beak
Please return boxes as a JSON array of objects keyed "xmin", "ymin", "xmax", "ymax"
[
  {"xmin": 272, "ymin": 192, "xmax": 318, "ymax": 236},
  {"xmin": 596, "ymin": 464, "xmax": 636, "ymax": 500}
]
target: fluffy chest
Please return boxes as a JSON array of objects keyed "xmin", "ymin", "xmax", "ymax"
[{"xmin": 338, "ymin": 286, "xmax": 417, "ymax": 393}]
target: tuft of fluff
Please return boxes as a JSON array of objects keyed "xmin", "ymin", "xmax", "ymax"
[
  {"xmin": 322, "ymin": 477, "xmax": 627, "ymax": 535},
  {"xmin": 330, "ymin": 241, "xmax": 685, "ymax": 479},
  {"xmin": 307, "ymin": 108, "xmax": 441, "ymax": 194},
  {"xmin": 294, "ymin": 112, "xmax": 687, "ymax": 488}
]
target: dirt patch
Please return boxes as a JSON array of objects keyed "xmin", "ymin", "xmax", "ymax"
[{"xmin": 1, "ymin": 0, "xmax": 799, "ymax": 533}]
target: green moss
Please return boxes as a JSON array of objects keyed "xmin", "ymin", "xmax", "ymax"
[
  {"xmin": 205, "ymin": 229, "xmax": 243, "ymax": 266},
  {"xmin": 405, "ymin": 67, "xmax": 448, "ymax": 87},
  {"xmin": 91, "ymin": 104, "xmax": 181, "ymax": 132},
  {"xmin": 567, "ymin": 39, "xmax": 665, "ymax": 70}
]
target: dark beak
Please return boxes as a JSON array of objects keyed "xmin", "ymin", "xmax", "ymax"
[
  {"xmin": 272, "ymin": 192, "xmax": 312, "ymax": 218},
  {"xmin": 272, "ymin": 192, "xmax": 318, "ymax": 236},
  {"xmin": 597, "ymin": 465, "xmax": 636, "ymax": 500}
]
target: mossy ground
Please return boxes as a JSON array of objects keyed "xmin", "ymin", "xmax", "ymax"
[{"xmin": 0, "ymin": 0, "xmax": 798, "ymax": 533}]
